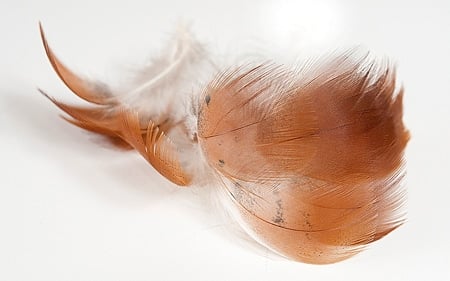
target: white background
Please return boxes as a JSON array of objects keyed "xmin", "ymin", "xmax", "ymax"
[{"xmin": 1, "ymin": 0, "xmax": 449, "ymax": 280}]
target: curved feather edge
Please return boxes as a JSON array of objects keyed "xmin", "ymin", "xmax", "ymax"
[{"xmin": 39, "ymin": 22, "xmax": 115, "ymax": 105}]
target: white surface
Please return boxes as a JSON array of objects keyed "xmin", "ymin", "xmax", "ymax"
[{"xmin": 1, "ymin": 0, "xmax": 450, "ymax": 280}]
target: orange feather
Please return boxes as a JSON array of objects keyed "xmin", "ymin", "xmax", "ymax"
[{"xmin": 39, "ymin": 24, "xmax": 409, "ymax": 264}]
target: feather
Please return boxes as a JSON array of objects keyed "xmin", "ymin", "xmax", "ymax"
[
  {"xmin": 39, "ymin": 24, "xmax": 200, "ymax": 186},
  {"xmin": 39, "ymin": 24, "xmax": 409, "ymax": 264},
  {"xmin": 197, "ymin": 54, "xmax": 409, "ymax": 263}
]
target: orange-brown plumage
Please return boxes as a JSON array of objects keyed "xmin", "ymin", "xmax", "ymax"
[
  {"xmin": 39, "ymin": 24, "xmax": 409, "ymax": 264},
  {"xmin": 197, "ymin": 55, "xmax": 409, "ymax": 263}
]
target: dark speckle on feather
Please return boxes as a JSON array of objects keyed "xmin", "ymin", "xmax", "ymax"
[{"xmin": 272, "ymin": 199, "xmax": 285, "ymax": 224}]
